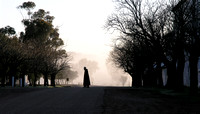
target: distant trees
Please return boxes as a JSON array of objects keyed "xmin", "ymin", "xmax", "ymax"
[
  {"xmin": 107, "ymin": 0, "xmax": 200, "ymax": 93},
  {"xmin": 106, "ymin": 61, "xmax": 129, "ymax": 86},
  {"xmin": 56, "ymin": 68, "xmax": 78, "ymax": 84},
  {"xmin": 0, "ymin": 1, "xmax": 70, "ymax": 87},
  {"xmin": 72, "ymin": 58, "xmax": 99, "ymax": 76},
  {"xmin": 72, "ymin": 58, "xmax": 99, "ymax": 84},
  {"xmin": 77, "ymin": 58, "xmax": 99, "ymax": 75}
]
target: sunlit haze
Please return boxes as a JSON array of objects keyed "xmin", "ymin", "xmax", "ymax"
[{"xmin": 0, "ymin": 0, "xmax": 131, "ymax": 86}]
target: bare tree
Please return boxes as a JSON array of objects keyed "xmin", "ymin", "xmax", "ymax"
[
  {"xmin": 106, "ymin": 0, "xmax": 173, "ymax": 87},
  {"xmin": 171, "ymin": 0, "xmax": 200, "ymax": 93}
]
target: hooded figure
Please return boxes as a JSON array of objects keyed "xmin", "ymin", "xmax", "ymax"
[{"xmin": 83, "ymin": 67, "xmax": 90, "ymax": 88}]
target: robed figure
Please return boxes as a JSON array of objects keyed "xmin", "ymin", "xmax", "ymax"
[{"xmin": 83, "ymin": 67, "xmax": 90, "ymax": 88}]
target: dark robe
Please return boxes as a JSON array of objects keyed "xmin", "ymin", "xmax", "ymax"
[{"xmin": 83, "ymin": 68, "xmax": 90, "ymax": 87}]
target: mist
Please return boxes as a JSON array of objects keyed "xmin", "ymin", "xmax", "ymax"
[{"xmin": 68, "ymin": 52, "xmax": 131, "ymax": 86}]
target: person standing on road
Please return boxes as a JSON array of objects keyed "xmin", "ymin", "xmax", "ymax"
[{"xmin": 83, "ymin": 67, "xmax": 90, "ymax": 88}]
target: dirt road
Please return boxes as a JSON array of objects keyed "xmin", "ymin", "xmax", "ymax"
[{"xmin": 0, "ymin": 87, "xmax": 104, "ymax": 114}]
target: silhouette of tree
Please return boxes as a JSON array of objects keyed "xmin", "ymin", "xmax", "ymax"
[
  {"xmin": 18, "ymin": 1, "xmax": 69, "ymax": 86},
  {"xmin": 0, "ymin": 32, "xmax": 13, "ymax": 86},
  {"xmin": 187, "ymin": 0, "xmax": 200, "ymax": 94},
  {"xmin": 0, "ymin": 26, "xmax": 24, "ymax": 87},
  {"xmin": 107, "ymin": 0, "xmax": 200, "ymax": 92},
  {"xmin": 0, "ymin": 26, "xmax": 16, "ymax": 36},
  {"xmin": 17, "ymin": 1, "xmax": 35, "ymax": 19},
  {"xmin": 57, "ymin": 67, "xmax": 78, "ymax": 84},
  {"xmin": 0, "ymin": 1, "xmax": 68, "ymax": 87},
  {"xmin": 173, "ymin": 0, "xmax": 200, "ymax": 94},
  {"xmin": 106, "ymin": 0, "xmax": 172, "ymax": 87}
]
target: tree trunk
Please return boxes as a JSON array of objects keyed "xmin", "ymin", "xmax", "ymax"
[
  {"xmin": 9, "ymin": 75, "xmax": 16, "ymax": 87},
  {"xmin": 132, "ymin": 73, "xmax": 142, "ymax": 87},
  {"xmin": 156, "ymin": 63, "xmax": 163, "ymax": 87},
  {"xmin": 189, "ymin": 0, "xmax": 199, "ymax": 95},
  {"xmin": 176, "ymin": 54, "xmax": 185, "ymax": 90},
  {"xmin": 156, "ymin": 69, "xmax": 163, "ymax": 87},
  {"xmin": 1, "ymin": 75, "xmax": 6, "ymax": 87},
  {"xmin": 21, "ymin": 75, "xmax": 25, "ymax": 87},
  {"xmin": 9, "ymin": 75, "xmax": 12, "ymax": 86},
  {"xmin": 1, "ymin": 66, "xmax": 9, "ymax": 87},
  {"xmin": 143, "ymin": 68, "xmax": 157, "ymax": 87},
  {"xmin": 14, "ymin": 77, "xmax": 16, "ymax": 87},
  {"xmin": 44, "ymin": 74, "xmax": 48, "ymax": 86},
  {"xmin": 28, "ymin": 75, "xmax": 32, "ymax": 86},
  {"xmin": 51, "ymin": 73, "xmax": 56, "ymax": 87},
  {"xmin": 189, "ymin": 54, "xmax": 198, "ymax": 95},
  {"xmin": 33, "ymin": 73, "xmax": 37, "ymax": 87},
  {"xmin": 166, "ymin": 60, "xmax": 177, "ymax": 88}
]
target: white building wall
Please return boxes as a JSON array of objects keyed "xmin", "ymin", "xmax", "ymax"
[
  {"xmin": 183, "ymin": 58, "xmax": 200, "ymax": 87},
  {"xmin": 183, "ymin": 61, "xmax": 190, "ymax": 86}
]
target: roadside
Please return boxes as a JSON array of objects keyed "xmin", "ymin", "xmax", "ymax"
[{"xmin": 102, "ymin": 87, "xmax": 200, "ymax": 114}]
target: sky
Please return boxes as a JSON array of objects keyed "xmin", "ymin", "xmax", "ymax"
[
  {"xmin": 0, "ymin": 0, "xmax": 114, "ymax": 55},
  {"xmin": 0, "ymin": 0, "xmax": 130, "ymax": 86}
]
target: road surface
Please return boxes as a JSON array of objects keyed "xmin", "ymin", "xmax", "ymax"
[{"xmin": 0, "ymin": 87, "xmax": 105, "ymax": 114}]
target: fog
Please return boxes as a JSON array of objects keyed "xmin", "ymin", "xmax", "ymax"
[
  {"xmin": 0, "ymin": 0, "xmax": 123, "ymax": 86},
  {"xmin": 68, "ymin": 52, "xmax": 131, "ymax": 86}
]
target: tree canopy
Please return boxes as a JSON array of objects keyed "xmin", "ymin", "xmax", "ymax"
[{"xmin": 0, "ymin": 1, "xmax": 71, "ymax": 87}]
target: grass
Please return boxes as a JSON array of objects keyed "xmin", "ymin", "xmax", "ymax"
[{"xmin": 103, "ymin": 87, "xmax": 200, "ymax": 113}]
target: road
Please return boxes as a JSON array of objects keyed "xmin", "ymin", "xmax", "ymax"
[{"xmin": 0, "ymin": 87, "xmax": 105, "ymax": 114}]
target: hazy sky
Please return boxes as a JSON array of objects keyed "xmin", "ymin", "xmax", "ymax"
[
  {"xmin": 0, "ymin": 0, "xmax": 131, "ymax": 86},
  {"xmin": 0, "ymin": 0, "xmax": 114, "ymax": 55}
]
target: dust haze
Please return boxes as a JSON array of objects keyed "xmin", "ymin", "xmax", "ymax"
[{"xmin": 68, "ymin": 52, "xmax": 131, "ymax": 86}]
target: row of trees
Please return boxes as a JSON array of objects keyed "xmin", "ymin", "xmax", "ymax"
[
  {"xmin": 106, "ymin": 0, "xmax": 200, "ymax": 94},
  {"xmin": 0, "ymin": 1, "xmax": 69, "ymax": 87}
]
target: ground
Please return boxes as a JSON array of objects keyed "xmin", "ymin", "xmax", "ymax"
[
  {"xmin": 103, "ymin": 87, "xmax": 200, "ymax": 114},
  {"xmin": 0, "ymin": 86, "xmax": 200, "ymax": 114}
]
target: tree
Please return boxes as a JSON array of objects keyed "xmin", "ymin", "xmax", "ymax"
[
  {"xmin": 0, "ymin": 26, "xmax": 24, "ymax": 87},
  {"xmin": 0, "ymin": 1, "xmax": 69, "ymax": 87},
  {"xmin": 106, "ymin": 0, "xmax": 172, "ymax": 87},
  {"xmin": 184, "ymin": 0, "xmax": 200, "ymax": 94},
  {"xmin": 163, "ymin": 0, "xmax": 193, "ymax": 89},
  {"xmin": 17, "ymin": 1, "xmax": 36, "ymax": 19},
  {"xmin": 18, "ymin": 1, "xmax": 69, "ymax": 86},
  {"xmin": 0, "ymin": 26, "xmax": 16, "ymax": 35},
  {"xmin": 0, "ymin": 33, "xmax": 11, "ymax": 86},
  {"xmin": 49, "ymin": 50, "xmax": 69, "ymax": 86},
  {"xmin": 188, "ymin": 0, "xmax": 200, "ymax": 94},
  {"xmin": 56, "ymin": 68, "xmax": 78, "ymax": 84},
  {"xmin": 171, "ymin": 0, "xmax": 200, "ymax": 93}
]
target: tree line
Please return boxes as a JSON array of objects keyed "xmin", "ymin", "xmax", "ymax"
[
  {"xmin": 0, "ymin": 1, "xmax": 70, "ymax": 87},
  {"xmin": 106, "ymin": 0, "xmax": 200, "ymax": 94}
]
